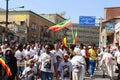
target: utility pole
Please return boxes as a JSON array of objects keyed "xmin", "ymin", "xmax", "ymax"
[
  {"xmin": 99, "ymin": 17, "xmax": 103, "ymax": 48},
  {"xmin": 5, "ymin": 0, "xmax": 9, "ymax": 41},
  {"xmin": 2, "ymin": 0, "xmax": 9, "ymax": 44},
  {"xmin": 6, "ymin": 0, "xmax": 8, "ymax": 28}
]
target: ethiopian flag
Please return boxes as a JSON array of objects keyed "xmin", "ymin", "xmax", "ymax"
[
  {"xmin": 73, "ymin": 31, "xmax": 77, "ymax": 44},
  {"xmin": 0, "ymin": 58, "xmax": 12, "ymax": 77},
  {"xmin": 62, "ymin": 37, "xmax": 67, "ymax": 47},
  {"xmin": 48, "ymin": 18, "xmax": 72, "ymax": 31}
]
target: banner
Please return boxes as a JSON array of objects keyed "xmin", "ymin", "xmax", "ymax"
[
  {"xmin": 15, "ymin": 15, "xmax": 26, "ymax": 21},
  {"xmin": 105, "ymin": 21, "xmax": 115, "ymax": 33}
]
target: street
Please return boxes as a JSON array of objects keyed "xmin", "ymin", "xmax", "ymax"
[
  {"xmin": 37, "ymin": 69, "xmax": 118, "ymax": 80},
  {"xmin": 84, "ymin": 69, "xmax": 118, "ymax": 80}
]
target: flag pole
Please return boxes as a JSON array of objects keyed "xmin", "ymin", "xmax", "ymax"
[
  {"xmin": 76, "ymin": 27, "xmax": 77, "ymax": 44},
  {"xmin": 71, "ymin": 25, "xmax": 74, "ymax": 44}
]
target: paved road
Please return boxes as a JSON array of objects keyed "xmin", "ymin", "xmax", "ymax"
[
  {"xmin": 85, "ymin": 69, "xmax": 118, "ymax": 80},
  {"xmin": 38, "ymin": 69, "xmax": 118, "ymax": 80}
]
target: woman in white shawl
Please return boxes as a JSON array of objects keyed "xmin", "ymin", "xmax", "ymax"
[
  {"xmin": 71, "ymin": 48, "xmax": 86, "ymax": 80},
  {"xmin": 101, "ymin": 46, "xmax": 114, "ymax": 80}
]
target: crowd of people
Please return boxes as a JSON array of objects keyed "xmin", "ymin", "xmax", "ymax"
[{"xmin": 0, "ymin": 40, "xmax": 120, "ymax": 80}]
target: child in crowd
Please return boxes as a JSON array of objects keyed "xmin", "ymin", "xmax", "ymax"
[
  {"xmin": 20, "ymin": 59, "xmax": 37, "ymax": 80},
  {"xmin": 58, "ymin": 54, "xmax": 72, "ymax": 80}
]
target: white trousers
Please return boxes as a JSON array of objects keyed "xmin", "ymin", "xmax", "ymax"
[{"xmin": 72, "ymin": 65, "xmax": 85, "ymax": 80}]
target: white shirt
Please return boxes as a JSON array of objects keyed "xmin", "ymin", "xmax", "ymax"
[
  {"xmin": 101, "ymin": 52, "xmax": 113, "ymax": 65},
  {"xmin": 74, "ymin": 47, "xmax": 81, "ymax": 55},
  {"xmin": 58, "ymin": 61, "xmax": 72, "ymax": 80},
  {"xmin": 39, "ymin": 52, "xmax": 57, "ymax": 73},
  {"xmin": 22, "ymin": 66, "xmax": 37, "ymax": 78},
  {"xmin": 56, "ymin": 49, "xmax": 63, "ymax": 59},
  {"xmin": 74, "ymin": 48, "xmax": 86, "ymax": 57},
  {"xmin": 115, "ymin": 51, "xmax": 120, "ymax": 64},
  {"xmin": 71, "ymin": 55, "xmax": 86, "ymax": 72},
  {"xmin": 15, "ymin": 50, "xmax": 24, "ymax": 65},
  {"xmin": 41, "ymin": 47, "xmax": 45, "ymax": 54},
  {"xmin": 51, "ymin": 49, "xmax": 63, "ymax": 59},
  {"xmin": 80, "ymin": 49, "xmax": 86, "ymax": 57},
  {"xmin": 98, "ymin": 51, "xmax": 105, "ymax": 56},
  {"xmin": 30, "ymin": 48, "xmax": 36, "ymax": 57},
  {"xmin": 24, "ymin": 50, "xmax": 33, "ymax": 59},
  {"xmin": 33, "ymin": 54, "xmax": 40, "ymax": 61}
]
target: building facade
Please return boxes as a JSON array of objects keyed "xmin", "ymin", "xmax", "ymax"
[
  {"xmin": 66, "ymin": 23, "xmax": 99, "ymax": 46},
  {"xmin": 101, "ymin": 17, "xmax": 120, "ymax": 47},
  {"xmin": 0, "ymin": 10, "xmax": 56, "ymax": 43},
  {"xmin": 101, "ymin": 7, "xmax": 120, "ymax": 47},
  {"xmin": 104, "ymin": 7, "xmax": 120, "ymax": 21}
]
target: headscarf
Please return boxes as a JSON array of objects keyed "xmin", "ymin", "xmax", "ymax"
[
  {"xmin": 5, "ymin": 48, "xmax": 15, "ymax": 64},
  {"xmin": 5, "ymin": 48, "xmax": 17, "ymax": 78}
]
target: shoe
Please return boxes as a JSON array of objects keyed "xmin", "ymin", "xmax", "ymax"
[
  {"xmin": 90, "ymin": 75, "xmax": 94, "ymax": 79},
  {"xmin": 117, "ymin": 76, "xmax": 120, "ymax": 80},
  {"xmin": 102, "ymin": 75, "xmax": 105, "ymax": 78}
]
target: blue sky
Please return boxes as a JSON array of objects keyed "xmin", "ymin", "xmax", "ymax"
[{"xmin": 0, "ymin": 0, "xmax": 120, "ymax": 23}]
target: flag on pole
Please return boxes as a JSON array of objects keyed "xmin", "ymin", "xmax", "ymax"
[
  {"xmin": 48, "ymin": 18, "xmax": 72, "ymax": 31},
  {"xmin": 72, "ymin": 30, "xmax": 77, "ymax": 44},
  {"xmin": 62, "ymin": 37, "xmax": 67, "ymax": 47}
]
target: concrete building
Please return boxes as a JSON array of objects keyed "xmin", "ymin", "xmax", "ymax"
[
  {"xmin": 101, "ymin": 7, "xmax": 120, "ymax": 47},
  {"xmin": 0, "ymin": 10, "xmax": 56, "ymax": 43},
  {"xmin": 66, "ymin": 23, "xmax": 99, "ymax": 46},
  {"xmin": 101, "ymin": 17, "xmax": 120, "ymax": 47},
  {"xmin": 104, "ymin": 7, "xmax": 120, "ymax": 21}
]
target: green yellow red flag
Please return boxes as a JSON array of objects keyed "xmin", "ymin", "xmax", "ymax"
[
  {"xmin": 62, "ymin": 37, "xmax": 67, "ymax": 47},
  {"xmin": 73, "ymin": 30, "xmax": 77, "ymax": 44},
  {"xmin": 48, "ymin": 18, "xmax": 72, "ymax": 31},
  {"xmin": 0, "ymin": 58, "xmax": 12, "ymax": 77}
]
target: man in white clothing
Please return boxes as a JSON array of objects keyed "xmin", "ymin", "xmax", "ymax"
[
  {"xmin": 38, "ymin": 44, "xmax": 57, "ymax": 80},
  {"xmin": 14, "ymin": 43, "xmax": 24, "ymax": 76}
]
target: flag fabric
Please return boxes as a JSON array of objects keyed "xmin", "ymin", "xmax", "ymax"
[
  {"xmin": 48, "ymin": 18, "xmax": 72, "ymax": 31},
  {"xmin": 73, "ymin": 30, "xmax": 77, "ymax": 44},
  {"xmin": 62, "ymin": 37, "xmax": 67, "ymax": 47},
  {"xmin": 0, "ymin": 58, "xmax": 12, "ymax": 77}
]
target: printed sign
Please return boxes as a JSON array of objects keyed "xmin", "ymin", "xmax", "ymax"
[{"xmin": 79, "ymin": 16, "xmax": 95, "ymax": 26}]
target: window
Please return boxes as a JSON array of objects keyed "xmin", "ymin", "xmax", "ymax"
[
  {"xmin": 20, "ymin": 21, "xmax": 25, "ymax": 26},
  {"xmin": 31, "ymin": 23, "xmax": 37, "ymax": 30},
  {"xmin": 40, "ymin": 26, "xmax": 43, "ymax": 31}
]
